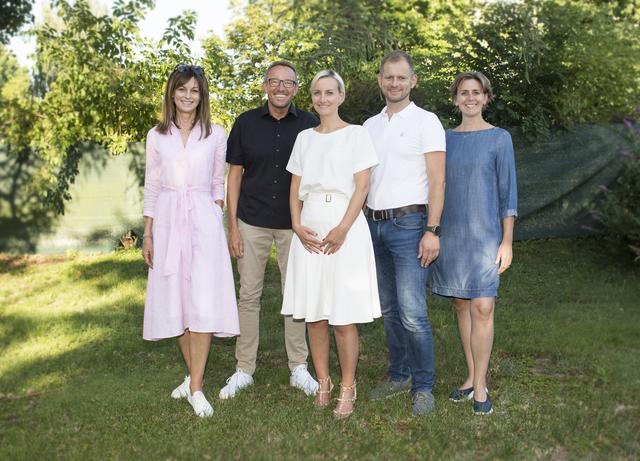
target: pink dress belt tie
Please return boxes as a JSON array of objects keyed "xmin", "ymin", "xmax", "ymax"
[{"xmin": 161, "ymin": 184, "xmax": 211, "ymax": 278}]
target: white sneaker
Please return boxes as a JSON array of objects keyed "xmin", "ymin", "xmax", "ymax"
[
  {"xmin": 187, "ymin": 390, "xmax": 214, "ymax": 417},
  {"xmin": 290, "ymin": 364, "xmax": 319, "ymax": 396},
  {"xmin": 219, "ymin": 369, "xmax": 253, "ymax": 399},
  {"xmin": 170, "ymin": 375, "xmax": 190, "ymax": 399}
]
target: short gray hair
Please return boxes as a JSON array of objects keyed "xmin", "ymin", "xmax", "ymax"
[
  {"xmin": 263, "ymin": 60, "xmax": 298, "ymax": 82},
  {"xmin": 310, "ymin": 69, "xmax": 346, "ymax": 94}
]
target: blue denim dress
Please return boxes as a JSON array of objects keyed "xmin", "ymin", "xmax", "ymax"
[{"xmin": 430, "ymin": 127, "xmax": 518, "ymax": 298}]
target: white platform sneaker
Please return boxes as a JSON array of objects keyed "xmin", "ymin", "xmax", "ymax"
[
  {"xmin": 188, "ymin": 390, "xmax": 214, "ymax": 417},
  {"xmin": 170, "ymin": 375, "xmax": 191, "ymax": 399},
  {"xmin": 219, "ymin": 369, "xmax": 254, "ymax": 399},
  {"xmin": 290, "ymin": 364, "xmax": 319, "ymax": 396}
]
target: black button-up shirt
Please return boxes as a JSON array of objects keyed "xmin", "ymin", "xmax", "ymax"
[{"xmin": 226, "ymin": 103, "xmax": 319, "ymax": 229}]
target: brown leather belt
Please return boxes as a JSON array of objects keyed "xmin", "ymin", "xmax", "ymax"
[{"xmin": 364, "ymin": 204, "xmax": 427, "ymax": 221}]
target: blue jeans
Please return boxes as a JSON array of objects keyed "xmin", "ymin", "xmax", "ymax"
[{"xmin": 367, "ymin": 211, "xmax": 435, "ymax": 392}]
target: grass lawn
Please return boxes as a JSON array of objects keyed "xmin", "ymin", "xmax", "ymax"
[{"xmin": 1, "ymin": 238, "xmax": 639, "ymax": 460}]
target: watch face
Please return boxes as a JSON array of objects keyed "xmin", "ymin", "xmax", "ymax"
[{"xmin": 427, "ymin": 225, "xmax": 441, "ymax": 236}]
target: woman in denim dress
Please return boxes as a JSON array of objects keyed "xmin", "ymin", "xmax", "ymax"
[{"xmin": 429, "ymin": 72, "xmax": 517, "ymax": 415}]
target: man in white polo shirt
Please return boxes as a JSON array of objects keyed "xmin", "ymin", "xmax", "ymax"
[{"xmin": 364, "ymin": 50, "xmax": 446, "ymax": 416}]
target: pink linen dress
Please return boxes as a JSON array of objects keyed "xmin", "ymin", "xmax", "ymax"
[{"xmin": 142, "ymin": 122, "xmax": 240, "ymax": 341}]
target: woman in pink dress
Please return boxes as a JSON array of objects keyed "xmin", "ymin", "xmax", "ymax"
[{"xmin": 142, "ymin": 64, "xmax": 239, "ymax": 417}]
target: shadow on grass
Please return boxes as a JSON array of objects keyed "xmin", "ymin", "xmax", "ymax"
[
  {"xmin": 0, "ymin": 255, "xmax": 238, "ymax": 402},
  {"xmin": 0, "ymin": 254, "xmax": 28, "ymax": 275},
  {"xmin": 0, "ymin": 295, "xmax": 145, "ymax": 386},
  {"xmin": 0, "ymin": 254, "xmax": 70, "ymax": 276},
  {"xmin": 1, "ymin": 239, "xmax": 640, "ymax": 459},
  {"xmin": 0, "ymin": 313, "xmax": 38, "ymax": 357},
  {"xmin": 70, "ymin": 255, "xmax": 148, "ymax": 293}
]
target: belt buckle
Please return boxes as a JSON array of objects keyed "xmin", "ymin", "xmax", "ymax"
[
  {"xmin": 372, "ymin": 209, "xmax": 389, "ymax": 221},
  {"xmin": 325, "ymin": 194, "xmax": 332, "ymax": 203}
]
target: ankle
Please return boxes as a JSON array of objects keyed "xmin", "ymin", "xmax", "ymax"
[
  {"xmin": 473, "ymin": 385, "xmax": 488, "ymax": 399},
  {"xmin": 333, "ymin": 382, "xmax": 357, "ymax": 419},
  {"xmin": 338, "ymin": 381, "xmax": 357, "ymax": 398}
]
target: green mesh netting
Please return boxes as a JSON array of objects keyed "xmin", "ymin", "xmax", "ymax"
[
  {"xmin": 513, "ymin": 124, "xmax": 628, "ymax": 240},
  {"xmin": 0, "ymin": 124, "xmax": 632, "ymax": 252}
]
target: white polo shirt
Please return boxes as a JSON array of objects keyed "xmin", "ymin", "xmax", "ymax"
[{"xmin": 364, "ymin": 102, "xmax": 446, "ymax": 210}]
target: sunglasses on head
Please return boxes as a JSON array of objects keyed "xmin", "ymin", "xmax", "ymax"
[{"xmin": 173, "ymin": 64, "xmax": 204, "ymax": 76}]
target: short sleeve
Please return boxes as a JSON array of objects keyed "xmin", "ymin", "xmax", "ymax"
[
  {"xmin": 496, "ymin": 130, "xmax": 518, "ymax": 219},
  {"xmin": 286, "ymin": 131, "xmax": 305, "ymax": 176},
  {"xmin": 352, "ymin": 126, "xmax": 379, "ymax": 173},
  {"xmin": 226, "ymin": 116, "xmax": 243, "ymax": 165},
  {"xmin": 420, "ymin": 113, "xmax": 446, "ymax": 154}
]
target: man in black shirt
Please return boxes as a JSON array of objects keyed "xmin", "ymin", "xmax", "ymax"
[{"xmin": 220, "ymin": 61, "xmax": 319, "ymax": 399}]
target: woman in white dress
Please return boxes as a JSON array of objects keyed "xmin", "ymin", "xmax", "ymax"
[{"xmin": 281, "ymin": 70, "xmax": 381, "ymax": 419}]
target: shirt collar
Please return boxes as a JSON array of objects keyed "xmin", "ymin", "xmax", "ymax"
[
  {"xmin": 380, "ymin": 101, "xmax": 416, "ymax": 119},
  {"xmin": 170, "ymin": 120, "xmax": 203, "ymax": 136},
  {"xmin": 260, "ymin": 101, "xmax": 299, "ymax": 119}
]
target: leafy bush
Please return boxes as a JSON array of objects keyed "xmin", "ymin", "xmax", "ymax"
[
  {"xmin": 594, "ymin": 118, "xmax": 640, "ymax": 261},
  {"xmin": 2, "ymin": 0, "xmax": 639, "ymax": 219},
  {"xmin": 460, "ymin": 0, "xmax": 640, "ymax": 139}
]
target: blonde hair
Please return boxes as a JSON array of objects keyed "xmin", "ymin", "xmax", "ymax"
[
  {"xmin": 310, "ymin": 69, "xmax": 346, "ymax": 95},
  {"xmin": 157, "ymin": 65, "xmax": 212, "ymax": 139}
]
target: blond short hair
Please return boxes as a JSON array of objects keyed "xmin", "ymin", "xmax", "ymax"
[{"xmin": 310, "ymin": 69, "xmax": 346, "ymax": 94}]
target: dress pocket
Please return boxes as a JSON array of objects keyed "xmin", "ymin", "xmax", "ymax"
[
  {"xmin": 193, "ymin": 205, "xmax": 219, "ymax": 235},
  {"xmin": 213, "ymin": 203, "xmax": 224, "ymax": 222}
]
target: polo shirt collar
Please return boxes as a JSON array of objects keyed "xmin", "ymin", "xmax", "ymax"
[
  {"xmin": 380, "ymin": 101, "xmax": 416, "ymax": 119},
  {"xmin": 260, "ymin": 102, "xmax": 299, "ymax": 118}
]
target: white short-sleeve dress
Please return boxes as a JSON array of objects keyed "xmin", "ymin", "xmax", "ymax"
[{"xmin": 281, "ymin": 125, "xmax": 382, "ymax": 325}]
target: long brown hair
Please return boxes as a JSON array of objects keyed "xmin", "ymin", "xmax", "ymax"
[{"xmin": 157, "ymin": 65, "xmax": 212, "ymax": 139}]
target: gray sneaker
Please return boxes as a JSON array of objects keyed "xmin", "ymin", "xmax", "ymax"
[
  {"xmin": 369, "ymin": 377, "xmax": 412, "ymax": 400},
  {"xmin": 412, "ymin": 390, "xmax": 436, "ymax": 416}
]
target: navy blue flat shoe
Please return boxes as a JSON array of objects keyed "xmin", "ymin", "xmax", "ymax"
[
  {"xmin": 473, "ymin": 394, "xmax": 494, "ymax": 415},
  {"xmin": 448, "ymin": 386, "xmax": 474, "ymax": 402}
]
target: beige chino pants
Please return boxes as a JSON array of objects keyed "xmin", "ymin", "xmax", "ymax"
[{"xmin": 235, "ymin": 219, "xmax": 308, "ymax": 374}]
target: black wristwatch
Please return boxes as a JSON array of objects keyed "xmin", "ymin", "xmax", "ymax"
[{"xmin": 425, "ymin": 225, "xmax": 441, "ymax": 237}]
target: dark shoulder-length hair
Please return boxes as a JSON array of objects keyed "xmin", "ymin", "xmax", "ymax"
[{"xmin": 156, "ymin": 65, "xmax": 212, "ymax": 139}]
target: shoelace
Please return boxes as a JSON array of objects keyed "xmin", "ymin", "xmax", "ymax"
[
  {"xmin": 293, "ymin": 369, "xmax": 317, "ymax": 392},
  {"xmin": 226, "ymin": 371, "xmax": 247, "ymax": 386}
]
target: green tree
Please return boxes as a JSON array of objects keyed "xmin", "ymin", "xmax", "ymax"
[
  {"xmin": 461, "ymin": 1, "xmax": 640, "ymax": 138},
  {"xmin": 0, "ymin": 0, "xmax": 34, "ymax": 43},
  {"xmin": 4, "ymin": 0, "xmax": 640, "ymax": 221},
  {"xmin": 0, "ymin": 45, "xmax": 53, "ymax": 251},
  {"xmin": 31, "ymin": 0, "xmax": 196, "ymax": 213},
  {"xmin": 594, "ymin": 119, "xmax": 640, "ymax": 261},
  {"xmin": 205, "ymin": 0, "xmax": 475, "ymax": 124}
]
